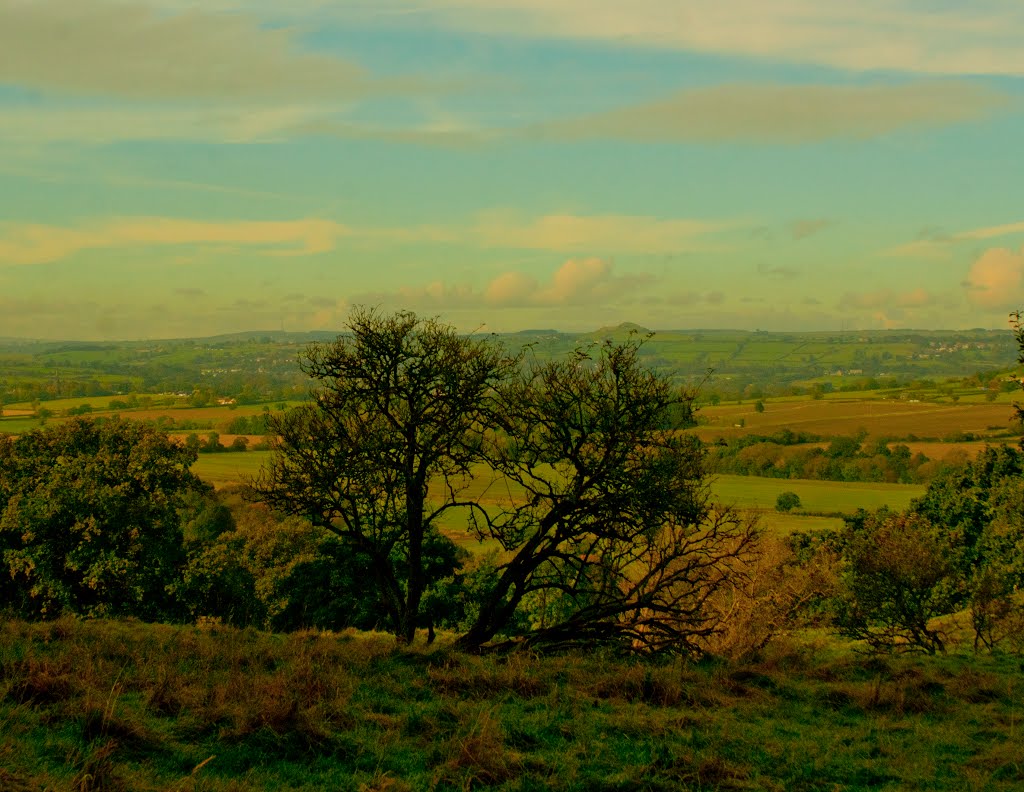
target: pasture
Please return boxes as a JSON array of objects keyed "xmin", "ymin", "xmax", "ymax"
[{"xmin": 693, "ymin": 397, "xmax": 1018, "ymax": 442}]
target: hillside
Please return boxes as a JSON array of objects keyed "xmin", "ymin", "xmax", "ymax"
[{"xmin": 1, "ymin": 618, "xmax": 1021, "ymax": 791}]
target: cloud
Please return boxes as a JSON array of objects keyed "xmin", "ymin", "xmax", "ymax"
[
  {"xmin": 757, "ymin": 263, "xmax": 800, "ymax": 280},
  {"xmin": 0, "ymin": 217, "xmax": 347, "ymax": 266},
  {"xmin": 0, "ymin": 210, "xmax": 731, "ymax": 266},
  {"xmin": 533, "ymin": 82, "xmax": 1010, "ymax": 144},
  {"xmin": 357, "ymin": 211, "xmax": 731, "ymax": 254},
  {"xmin": 400, "ymin": 0, "xmax": 1024, "ymax": 76},
  {"xmin": 0, "ymin": 104, "xmax": 339, "ymax": 145},
  {"xmin": 468, "ymin": 211, "xmax": 729, "ymax": 253},
  {"xmin": 790, "ymin": 219, "xmax": 832, "ymax": 241},
  {"xmin": 836, "ymin": 286, "xmax": 954, "ymax": 329},
  {"xmin": 957, "ymin": 221, "xmax": 1024, "ymax": 241},
  {"xmin": 838, "ymin": 287, "xmax": 939, "ymax": 312},
  {"xmin": 356, "ymin": 258, "xmax": 652, "ymax": 310},
  {"xmin": 884, "ymin": 219, "xmax": 1024, "ymax": 260},
  {"xmin": 964, "ymin": 247, "xmax": 1024, "ymax": 308},
  {"xmin": 0, "ymin": 0, "xmax": 378, "ymax": 101}
]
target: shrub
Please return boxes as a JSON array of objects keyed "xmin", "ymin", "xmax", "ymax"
[{"xmin": 775, "ymin": 492, "xmax": 801, "ymax": 512}]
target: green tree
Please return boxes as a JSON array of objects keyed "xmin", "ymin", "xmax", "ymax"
[
  {"xmin": 775, "ymin": 491, "xmax": 801, "ymax": 512},
  {"xmin": 253, "ymin": 309, "xmax": 516, "ymax": 644},
  {"xmin": 0, "ymin": 418, "xmax": 202, "ymax": 620},
  {"xmin": 1011, "ymin": 310, "xmax": 1024, "ymax": 426},
  {"xmin": 834, "ymin": 512, "xmax": 955, "ymax": 654}
]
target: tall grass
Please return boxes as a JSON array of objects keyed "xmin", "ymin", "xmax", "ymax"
[{"xmin": 1, "ymin": 617, "xmax": 1021, "ymax": 790}]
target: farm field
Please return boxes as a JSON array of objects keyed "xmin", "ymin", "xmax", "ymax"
[
  {"xmin": 193, "ymin": 455, "xmax": 921, "ymax": 515},
  {"xmin": 711, "ymin": 474, "xmax": 923, "ymax": 514},
  {"xmin": 190, "ymin": 454, "xmax": 921, "ymax": 542},
  {"xmin": 192, "ymin": 451, "xmax": 272, "ymax": 487},
  {"xmin": 693, "ymin": 397, "xmax": 1019, "ymax": 442}
]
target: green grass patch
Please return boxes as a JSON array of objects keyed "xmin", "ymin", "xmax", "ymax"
[
  {"xmin": 192, "ymin": 451, "xmax": 273, "ymax": 487},
  {"xmin": 711, "ymin": 474, "xmax": 924, "ymax": 514}
]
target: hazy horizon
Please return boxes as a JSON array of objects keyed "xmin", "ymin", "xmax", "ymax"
[{"xmin": 2, "ymin": 1, "xmax": 1023, "ymax": 340}]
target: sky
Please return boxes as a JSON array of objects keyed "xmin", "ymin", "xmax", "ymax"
[{"xmin": 1, "ymin": 0, "xmax": 1023, "ymax": 339}]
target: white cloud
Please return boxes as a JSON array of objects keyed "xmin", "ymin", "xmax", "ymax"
[
  {"xmin": 468, "ymin": 211, "xmax": 729, "ymax": 253},
  {"xmin": 0, "ymin": 104, "xmax": 335, "ymax": 145},
  {"xmin": 356, "ymin": 258, "xmax": 652, "ymax": 310},
  {"xmin": 0, "ymin": 210, "xmax": 732, "ymax": 267},
  {"xmin": 884, "ymin": 219, "xmax": 1024, "ymax": 260},
  {"xmin": 957, "ymin": 221, "xmax": 1024, "ymax": 241},
  {"xmin": 0, "ymin": 0, "xmax": 375, "ymax": 100},
  {"xmin": 397, "ymin": 0, "xmax": 1024, "ymax": 76},
  {"xmin": 964, "ymin": 247, "xmax": 1024, "ymax": 308},
  {"xmin": 533, "ymin": 81, "xmax": 1011, "ymax": 144},
  {"xmin": 0, "ymin": 217, "xmax": 347, "ymax": 266}
]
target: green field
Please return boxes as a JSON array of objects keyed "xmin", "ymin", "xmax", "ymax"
[
  {"xmin": 191, "ymin": 451, "xmax": 272, "ymax": 486},
  {"xmin": 711, "ymin": 474, "xmax": 924, "ymax": 514}
]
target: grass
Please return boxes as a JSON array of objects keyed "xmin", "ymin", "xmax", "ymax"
[
  {"xmin": 711, "ymin": 474, "xmax": 924, "ymax": 514},
  {"xmin": 694, "ymin": 399, "xmax": 1018, "ymax": 443},
  {"xmin": 1, "ymin": 617, "xmax": 1022, "ymax": 791},
  {"xmin": 191, "ymin": 452, "xmax": 273, "ymax": 487}
]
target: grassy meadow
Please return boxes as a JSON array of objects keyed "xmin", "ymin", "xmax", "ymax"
[
  {"xmin": 694, "ymin": 398, "xmax": 1018, "ymax": 443},
  {"xmin": 2, "ymin": 617, "xmax": 1022, "ymax": 791}
]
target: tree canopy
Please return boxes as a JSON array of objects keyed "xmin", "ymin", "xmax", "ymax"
[{"xmin": 0, "ymin": 418, "xmax": 203, "ymax": 620}]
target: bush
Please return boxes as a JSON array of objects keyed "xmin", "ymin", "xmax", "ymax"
[
  {"xmin": 775, "ymin": 491, "xmax": 801, "ymax": 512},
  {"xmin": 833, "ymin": 512, "xmax": 955, "ymax": 654}
]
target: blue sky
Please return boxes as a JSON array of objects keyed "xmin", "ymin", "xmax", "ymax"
[{"xmin": 1, "ymin": 0, "xmax": 1023, "ymax": 338}]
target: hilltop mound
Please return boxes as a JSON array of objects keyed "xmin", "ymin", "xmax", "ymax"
[{"xmin": 591, "ymin": 322, "xmax": 652, "ymax": 337}]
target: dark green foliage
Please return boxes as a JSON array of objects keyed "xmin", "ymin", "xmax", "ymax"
[
  {"xmin": 809, "ymin": 444, "xmax": 1024, "ymax": 654},
  {"xmin": 710, "ymin": 432, "xmax": 940, "ymax": 483},
  {"xmin": 256, "ymin": 310, "xmax": 754, "ymax": 654},
  {"xmin": 0, "ymin": 418, "xmax": 203, "ymax": 620},
  {"xmin": 775, "ymin": 491, "xmax": 801, "ymax": 512}
]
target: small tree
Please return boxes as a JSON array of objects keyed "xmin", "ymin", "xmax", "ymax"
[
  {"xmin": 1011, "ymin": 311, "xmax": 1024, "ymax": 427},
  {"xmin": 775, "ymin": 491, "xmax": 801, "ymax": 512},
  {"xmin": 834, "ymin": 512, "xmax": 955, "ymax": 654}
]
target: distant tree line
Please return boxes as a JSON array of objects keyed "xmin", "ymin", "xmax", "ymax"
[{"xmin": 708, "ymin": 430, "xmax": 958, "ymax": 484}]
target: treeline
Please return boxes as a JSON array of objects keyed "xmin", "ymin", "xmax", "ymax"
[
  {"xmin": 3, "ymin": 420, "xmax": 1023, "ymax": 658},
  {"xmin": 708, "ymin": 430, "xmax": 962, "ymax": 483}
]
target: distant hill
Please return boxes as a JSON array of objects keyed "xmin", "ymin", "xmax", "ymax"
[{"xmin": 590, "ymin": 322, "xmax": 652, "ymax": 338}]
